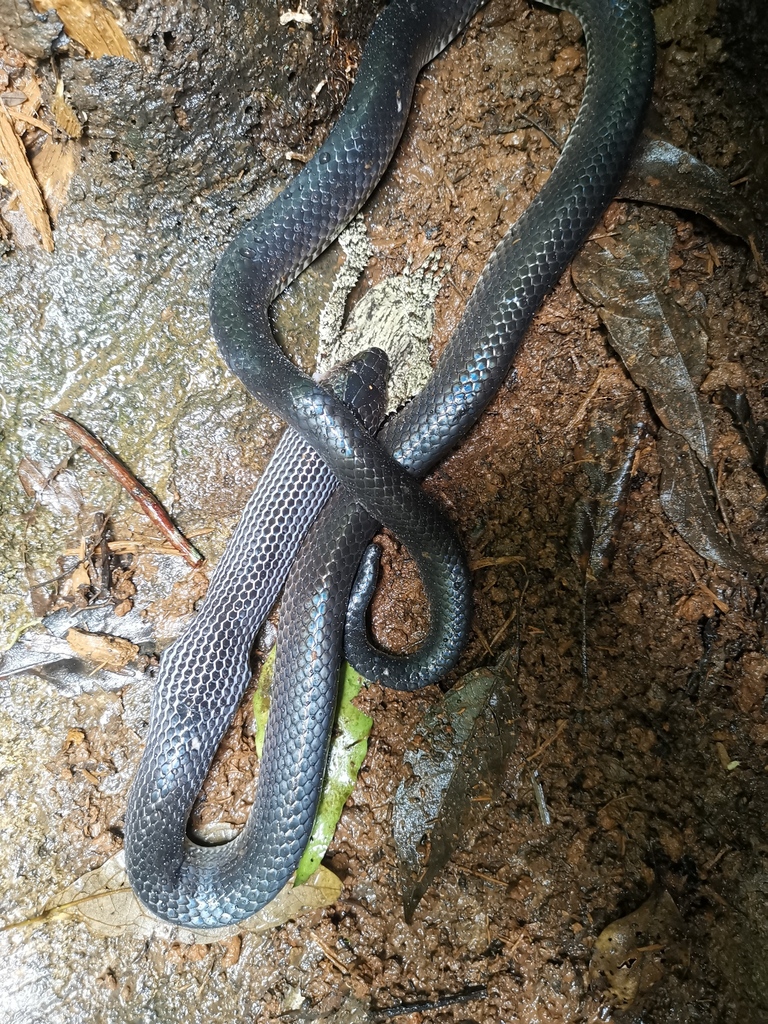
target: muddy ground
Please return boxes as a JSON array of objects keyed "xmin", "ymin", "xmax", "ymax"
[{"xmin": 1, "ymin": 1, "xmax": 767, "ymax": 1022}]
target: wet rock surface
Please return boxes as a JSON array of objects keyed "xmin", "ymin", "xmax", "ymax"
[{"xmin": 1, "ymin": 1, "xmax": 767, "ymax": 1022}]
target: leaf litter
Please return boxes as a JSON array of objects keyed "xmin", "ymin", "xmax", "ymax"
[
  {"xmin": 0, "ymin": 851, "xmax": 341, "ymax": 944},
  {"xmin": 569, "ymin": 393, "xmax": 646, "ymax": 582},
  {"xmin": 589, "ymin": 889, "xmax": 689, "ymax": 1011},
  {"xmin": 620, "ymin": 135, "xmax": 767, "ymax": 274},
  {"xmin": 569, "ymin": 394, "xmax": 645, "ymax": 683},
  {"xmin": 657, "ymin": 428, "xmax": 762, "ymax": 576},
  {"xmin": 572, "ymin": 222, "xmax": 712, "ymax": 464},
  {"xmin": 718, "ymin": 386, "xmax": 768, "ymax": 487},
  {"xmin": 572, "ymin": 221, "xmax": 763, "ymax": 575},
  {"xmin": 392, "ymin": 653, "xmax": 519, "ymax": 922}
]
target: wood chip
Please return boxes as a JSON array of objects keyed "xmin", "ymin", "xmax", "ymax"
[
  {"xmin": 0, "ymin": 103, "xmax": 53, "ymax": 251},
  {"xmin": 52, "ymin": 79, "xmax": 82, "ymax": 138},
  {"xmin": 34, "ymin": 0, "xmax": 137, "ymax": 60}
]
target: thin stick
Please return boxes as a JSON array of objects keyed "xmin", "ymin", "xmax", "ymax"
[
  {"xmin": 310, "ymin": 932, "xmax": 350, "ymax": 975},
  {"xmin": 373, "ymin": 986, "xmax": 487, "ymax": 1019},
  {"xmin": 46, "ymin": 411, "xmax": 204, "ymax": 568},
  {"xmin": 581, "ymin": 573, "xmax": 589, "ymax": 689},
  {"xmin": 525, "ymin": 719, "xmax": 567, "ymax": 764},
  {"xmin": 517, "ymin": 112, "xmax": 562, "ymax": 150}
]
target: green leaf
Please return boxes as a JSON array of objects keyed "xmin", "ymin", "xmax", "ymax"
[{"xmin": 253, "ymin": 653, "xmax": 373, "ymax": 885}]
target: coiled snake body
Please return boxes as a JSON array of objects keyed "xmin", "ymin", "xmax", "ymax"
[{"xmin": 126, "ymin": 0, "xmax": 655, "ymax": 927}]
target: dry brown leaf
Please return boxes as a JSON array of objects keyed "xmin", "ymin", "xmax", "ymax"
[
  {"xmin": 17, "ymin": 76, "xmax": 43, "ymax": 116},
  {"xmin": 39, "ymin": 852, "xmax": 342, "ymax": 942},
  {"xmin": 6, "ymin": 109, "xmax": 52, "ymax": 134},
  {"xmin": 51, "ymin": 78, "xmax": 82, "ymax": 138},
  {"xmin": 30, "ymin": 137, "xmax": 79, "ymax": 219}
]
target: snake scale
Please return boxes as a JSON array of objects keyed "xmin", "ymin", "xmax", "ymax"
[{"xmin": 125, "ymin": 0, "xmax": 655, "ymax": 927}]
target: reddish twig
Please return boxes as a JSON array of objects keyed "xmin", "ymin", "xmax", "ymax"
[{"xmin": 47, "ymin": 411, "xmax": 204, "ymax": 569}]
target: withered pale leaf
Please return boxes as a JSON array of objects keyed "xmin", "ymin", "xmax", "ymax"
[
  {"xmin": 657, "ymin": 429, "xmax": 762, "ymax": 575},
  {"xmin": 18, "ymin": 457, "xmax": 85, "ymax": 517},
  {"xmin": 572, "ymin": 224, "xmax": 712, "ymax": 466},
  {"xmin": 47, "ymin": 851, "xmax": 341, "ymax": 942},
  {"xmin": 393, "ymin": 660, "xmax": 519, "ymax": 921},
  {"xmin": 49, "ymin": 853, "xmax": 147, "ymax": 937},
  {"xmin": 590, "ymin": 889, "xmax": 689, "ymax": 1009}
]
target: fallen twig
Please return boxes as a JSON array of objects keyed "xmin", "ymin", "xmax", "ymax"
[
  {"xmin": 372, "ymin": 985, "xmax": 488, "ymax": 1019},
  {"xmin": 46, "ymin": 411, "xmax": 204, "ymax": 568}
]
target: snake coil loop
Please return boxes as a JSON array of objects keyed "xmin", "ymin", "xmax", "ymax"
[{"xmin": 126, "ymin": 0, "xmax": 655, "ymax": 928}]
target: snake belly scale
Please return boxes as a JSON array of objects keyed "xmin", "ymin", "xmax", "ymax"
[{"xmin": 125, "ymin": 0, "xmax": 655, "ymax": 927}]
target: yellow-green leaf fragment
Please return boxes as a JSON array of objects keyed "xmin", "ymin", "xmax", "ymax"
[
  {"xmin": 253, "ymin": 652, "xmax": 373, "ymax": 885},
  {"xmin": 253, "ymin": 647, "xmax": 276, "ymax": 758},
  {"xmin": 295, "ymin": 662, "xmax": 372, "ymax": 883}
]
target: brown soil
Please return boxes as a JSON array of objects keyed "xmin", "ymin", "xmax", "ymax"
[{"xmin": 179, "ymin": 2, "xmax": 768, "ymax": 1020}]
